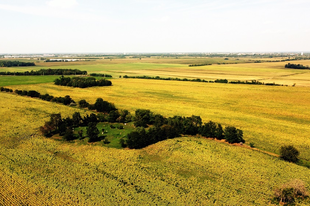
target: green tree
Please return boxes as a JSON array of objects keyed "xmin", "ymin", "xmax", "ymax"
[
  {"xmin": 224, "ymin": 126, "xmax": 244, "ymax": 144},
  {"xmin": 215, "ymin": 123, "xmax": 224, "ymax": 140},
  {"xmin": 78, "ymin": 99, "xmax": 89, "ymax": 108},
  {"xmin": 63, "ymin": 127, "xmax": 75, "ymax": 141},
  {"xmin": 154, "ymin": 114, "xmax": 166, "ymax": 127},
  {"xmin": 50, "ymin": 113, "xmax": 62, "ymax": 131},
  {"xmin": 126, "ymin": 127, "xmax": 147, "ymax": 149},
  {"xmin": 87, "ymin": 122, "xmax": 99, "ymax": 142},
  {"xmin": 108, "ymin": 110, "xmax": 120, "ymax": 123},
  {"xmin": 134, "ymin": 109, "xmax": 153, "ymax": 128},
  {"xmin": 72, "ymin": 112, "xmax": 82, "ymax": 127}
]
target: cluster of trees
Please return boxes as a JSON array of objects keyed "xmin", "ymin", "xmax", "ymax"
[
  {"xmin": 54, "ymin": 76, "xmax": 112, "ymax": 88},
  {"xmin": 125, "ymin": 109, "xmax": 244, "ymax": 149},
  {"xmin": 40, "ymin": 112, "xmax": 102, "ymax": 141},
  {"xmin": 122, "ymin": 75, "xmax": 288, "ymax": 87},
  {"xmin": 0, "ymin": 61, "xmax": 35, "ymax": 67},
  {"xmin": 39, "ymin": 108, "xmax": 244, "ymax": 149},
  {"xmin": 214, "ymin": 79, "xmax": 228, "ymax": 83},
  {"xmin": 90, "ymin": 73, "xmax": 112, "ymax": 78},
  {"xmin": 285, "ymin": 63, "xmax": 309, "ymax": 70},
  {"xmin": 78, "ymin": 98, "xmax": 118, "ymax": 114},
  {"xmin": 14, "ymin": 89, "xmax": 75, "ymax": 105},
  {"xmin": 189, "ymin": 63, "xmax": 212, "ymax": 67},
  {"xmin": 40, "ymin": 109, "xmax": 132, "ymax": 142},
  {"xmin": 0, "ymin": 69, "xmax": 87, "ymax": 76}
]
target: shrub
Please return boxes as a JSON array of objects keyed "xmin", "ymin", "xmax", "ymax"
[
  {"xmin": 280, "ymin": 145, "xmax": 299, "ymax": 163},
  {"xmin": 274, "ymin": 179, "xmax": 309, "ymax": 204}
]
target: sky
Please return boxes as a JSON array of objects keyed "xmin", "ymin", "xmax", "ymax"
[{"xmin": 0, "ymin": 0, "xmax": 309, "ymax": 53}]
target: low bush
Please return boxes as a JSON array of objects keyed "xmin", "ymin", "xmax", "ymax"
[{"xmin": 274, "ymin": 179, "xmax": 309, "ymax": 204}]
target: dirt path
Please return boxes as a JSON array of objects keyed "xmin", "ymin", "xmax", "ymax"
[{"xmin": 201, "ymin": 136, "xmax": 280, "ymax": 157}]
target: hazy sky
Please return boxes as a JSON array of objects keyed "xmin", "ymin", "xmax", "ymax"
[{"xmin": 0, "ymin": 0, "xmax": 309, "ymax": 53}]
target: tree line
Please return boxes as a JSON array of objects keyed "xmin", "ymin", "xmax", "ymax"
[
  {"xmin": 0, "ymin": 69, "xmax": 87, "ymax": 76},
  {"xmin": 54, "ymin": 76, "xmax": 112, "ymax": 88},
  {"xmin": 90, "ymin": 73, "xmax": 112, "ymax": 78},
  {"xmin": 1, "ymin": 87, "xmax": 76, "ymax": 105},
  {"xmin": 189, "ymin": 63, "xmax": 212, "ymax": 67},
  {"xmin": 1, "ymin": 86, "xmax": 245, "ymax": 148},
  {"xmin": 125, "ymin": 109, "xmax": 244, "ymax": 149},
  {"xmin": 0, "ymin": 61, "xmax": 35, "ymax": 67},
  {"xmin": 122, "ymin": 75, "xmax": 288, "ymax": 86},
  {"xmin": 285, "ymin": 63, "xmax": 309, "ymax": 70},
  {"xmin": 40, "ymin": 108, "xmax": 244, "ymax": 149},
  {"xmin": 0, "ymin": 87, "xmax": 117, "ymax": 113}
]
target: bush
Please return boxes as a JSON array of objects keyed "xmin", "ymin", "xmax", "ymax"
[
  {"xmin": 280, "ymin": 145, "xmax": 299, "ymax": 163},
  {"xmin": 274, "ymin": 179, "xmax": 309, "ymax": 204}
]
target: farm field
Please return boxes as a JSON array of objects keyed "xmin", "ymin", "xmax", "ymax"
[
  {"xmin": 1, "ymin": 58, "xmax": 310, "ymax": 205},
  {"xmin": 2, "ymin": 59, "xmax": 310, "ymax": 86},
  {"xmin": 8, "ymin": 78, "xmax": 310, "ymax": 160}
]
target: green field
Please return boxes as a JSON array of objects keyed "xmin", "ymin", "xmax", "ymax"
[{"xmin": 1, "ymin": 58, "xmax": 310, "ymax": 205}]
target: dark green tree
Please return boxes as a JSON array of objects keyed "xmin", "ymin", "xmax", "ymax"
[
  {"xmin": 280, "ymin": 145, "xmax": 300, "ymax": 163},
  {"xmin": 50, "ymin": 113, "xmax": 62, "ymax": 131},
  {"xmin": 224, "ymin": 126, "xmax": 244, "ymax": 144},
  {"xmin": 134, "ymin": 109, "xmax": 153, "ymax": 128},
  {"xmin": 108, "ymin": 110, "xmax": 120, "ymax": 123},
  {"xmin": 215, "ymin": 123, "xmax": 224, "ymax": 140},
  {"xmin": 154, "ymin": 114, "xmax": 167, "ymax": 128},
  {"xmin": 63, "ymin": 127, "xmax": 75, "ymax": 141},
  {"xmin": 72, "ymin": 112, "xmax": 82, "ymax": 127},
  {"xmin": 87, "ymin": 122, "xmax": 100, "ymax": 142},
  {"xmin": 78, "ymin": 99, "xmax": 89, "ymax": 108},
  {"xmin": 89, "ymin": 113, "xmax": 98, "ymax": 123},
  {"xmin": 200, "ymin": 121, "xmax": 217, "ymax": 138},
  {"xmin": 126, "ymin": 127, "xmax": 147, "ymax": 149}
]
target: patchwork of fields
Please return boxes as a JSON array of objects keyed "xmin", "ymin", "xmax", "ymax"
[{"xmin": 1, "ymin": 58, "xmax": 310, "ymax": 205}]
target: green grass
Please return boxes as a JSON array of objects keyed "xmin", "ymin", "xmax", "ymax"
[
  {"xmin": 0, "ymin": 75, "xmax": 61, "ymax": 86},
  {"xmin": 71, "ymin": 122, "xmax": 135, "ymax": 149}
]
